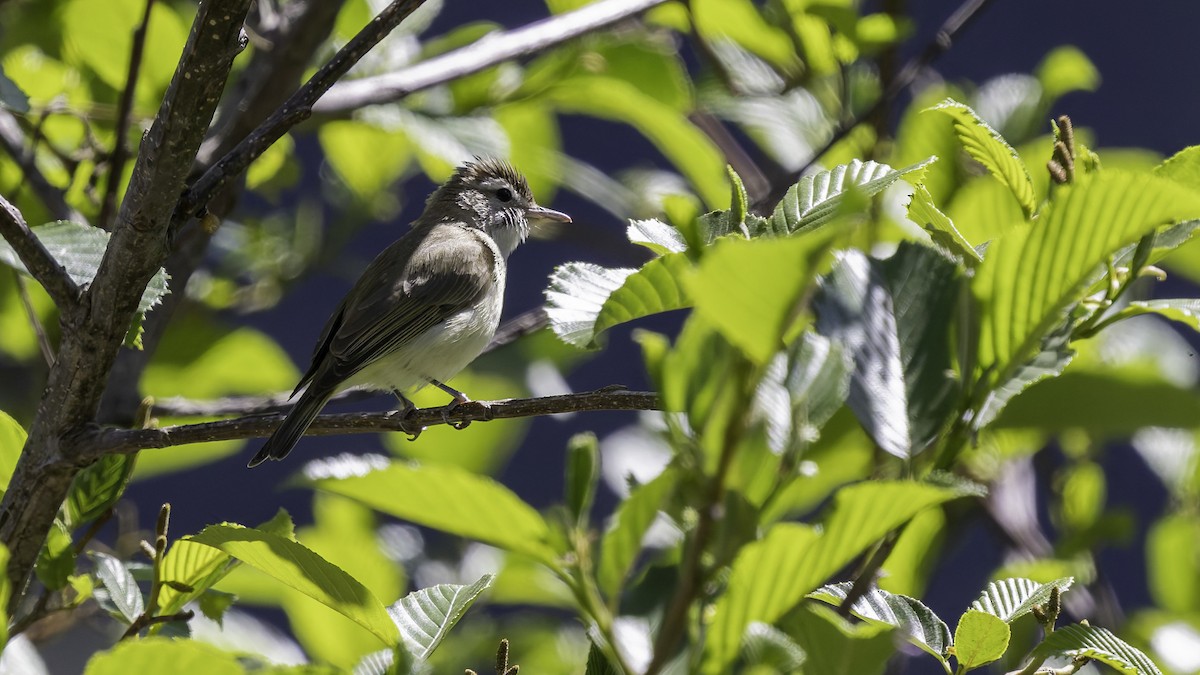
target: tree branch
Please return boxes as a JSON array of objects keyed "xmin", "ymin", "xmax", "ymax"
[
  {"xmin": 86, "ymin": 388, "xmax": 661, "ymax": 459},
  {"xmin": 97, "ymin": 0, "xmax": 157, "ymax": 231},
  {"xmin": 756, "ymin": 0, "xmax": 998, "ymax": 210},
  {"xmin": 0, "ymin": 193, "xmax": 81, "ymax": 308},
  {"xmin": 0, "ymin": 109, "xmax": 87, "ymax": 224},
  {"xmin": 175, "ymin": 0, "xmax": 429, "ymax": 227},
  {"xmin": 311, "ymin": 0, "xmax": 670, "ymax": 114},
  {"xmin": 0, "ymin": 0, "xmax": 253, "ymax": 614}
]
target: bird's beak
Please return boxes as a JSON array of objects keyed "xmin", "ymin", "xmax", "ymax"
[{"xmin": 528, "ymin": 205, "xmax": 572, "ymax": 223}]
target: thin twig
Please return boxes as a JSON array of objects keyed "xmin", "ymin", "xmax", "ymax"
[
  {"xmin": 98, "ymin": 0, "xmax": 157, "ymax": 231},
  {"xmin": 836, "ymin": 529, "xmax": 900, "ymax": 618},
  {"xmin": 174, "ymin": 0, "xmax": 430, "ymax": 229},
  {"xmin": 0, "ymin": 110, "xmax": 87, "ymax": 224},
  {"xmin": 312, "ymin": 0, "xmax": 670, "ymax": 114},
  {"xmin": 12, "ymin": 271, "xmax": 55, "ymax": 366},
  {"xmin": 0, "ymin": 193, "xmax": 81, "ymax": 308},
  {"xmin": 756, "ymin": 0, "xmax": 998, "ymax": 211},
  {"xmin": 86, "ymin": 388, "xmax": 661, "ymax": 458}
]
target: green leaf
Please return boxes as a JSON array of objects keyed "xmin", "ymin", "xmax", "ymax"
[
  {"xmin": 895, "ymin": 87, "xmax": 965, "ymax": 204},
  {"xmin": 628, "ymin": 218, "xmax": 687, "ymax": 255},
  {"xmin": 83, "ymin": 637, "xmax": 244, "ymax": 675},
  {"xmin": 953, "ymin": 609, "xmax": 1010, "ymax": 670},
  {"xmin": 781, "ymin": 604, "xmax": 895, "ymax": 675},
  {"xmin": 318, "ymin": 121, "xmax": 411, "ymax": 201},
  {"xmin": 597, "ymin": 469, "xmax": 676, "ymax": 599},
  {"xmin": 564, "ymin": 432, "xmax": 599, "ymax": 527},
  {"xmin": 928, "ymin": 99, "xmax": 1036, "ymax": 217},
  {"xmin": 974, "ymin": 171, "xmax": 1200, "ymax": 402},
  {"xmin": 809, "ymin": 583, "xmax": 950, "ymax": 664},
  {"xmin": 66, "ymin": 454, "xmax": 136, "ymax": 529},
  {"xmin": 738, "ymin": 623, "xmax": 807, "ymax": 671},
  {"xmin": 1034, "ymin": 624, "xmax": 1163, "ymax": 675},
  {"xmin": 547, "ymin": 76, "xmax": 728, "ymax": 207},
  {"xmin": 545, "ymin": 254, "xmax": 691, "ymax": 349},
  {"xmin": 1147, "ymin": 514, "xmax": 1200, "ymax": 613},
  {"xmin": 908, "ymin": 184, "xmax": 983, "ymax": 264},
  {"xmin": 197, "ymin": 589, "xmax": 236, "ymax": 626},
  {"xmin": 190, "ymin": 524, "xmax": 400, "ymax": 646},
  {"xmin": 971, "ymin": 577, "xmax": 1074, "ymax": 623},
  {"xmin": 299, "ymin": 457, "xmax": 556, "ymax": 564},
  {"xmin": 1117, "ymin": 299, "xmax": 1200, "ymax": 333},
  {"xmin": 0, "ymin": 221, "xmax": 168, "ymax": 313},
  {"xmin": 0, "ymin": 410, "xmax": 26, "ymax": 490},
  {"xmin": 1036, "ymin": 46, "xmax": 1100, "ymax": 101},
  {"xmin": 0, "ymin": 64, "xmax": 30, "ymax": 113},
  {"xmin": 691, "ymin": 0, "xmax": 797, "ymax": 70},
  {"xmin": 702, "ymin": 481, "xmax": 963, "ymax": 673},
  {"xmin": 993, "ymin": 370, "xmax": 1200, "ymax": 434},
  {"xmin": 815, "ymin": 244, "xmax": 962, "ymax": 458},
  {"xmin": 754, "ymin": 332, "xmax": 852, "ymax": 457},
  {"xmin": 389, "ymin": 574, "xmax": 493, "ymax": 661},
  {"xmin": 688, "ymin": 233, "xmax": 833, "ymax": 364},
  {"xmin": 35, "ymin": 519, "xmax": 74, "ymax": 591},
  {"xmin": 1156, "ymin": 145, "xmax": 1200, "ymax": 190},
  {"xmin": 769, "ymin": 158, "xmax": 937, "ymax": 235},
  {"xmin": 584, "ymin": 642, "xmax": 618, "ymax": 675},
  {"xmin": 91, "ymin": 552, "xmax": 144, "ymax": 624}
]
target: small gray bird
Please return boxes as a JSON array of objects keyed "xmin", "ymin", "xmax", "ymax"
[{"xmin": 249, "ymin": 159, "xmax": 570, "ymax": 467}]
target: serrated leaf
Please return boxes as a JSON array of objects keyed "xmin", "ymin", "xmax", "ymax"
[
  {"xmin": 157, "ymin": 509, "xmax": 293, "ymax": 618},
  {"xmin": 66, "ymin": 454, "xmax": 136, "ymax": 529},
  {"xmin": 92, "ymin": 552, "xmax": 144, "ymax": 623},
  {"xmin": 196, "ymin": 589, "xmax": 236, "ymax": 627},
  {"xmin": 584, "ymin": 642, "xmax": 618, "ymax": 675},
  {"xmin": 973, "ymin": 171, "xmax": 1200, "ymax": 413},
  {"xmin": 815, "ymin": 245, "xmax": 962, "ymax": 458},
  {"xmin": 0, "ymin": 221, "xmax": 169, "ymax": 314},
  {"xmin": 1034, "ymin": 624, "xmax": 1163, "ymax": 675},
  {"xmin": 810, "ymin": 583, "xmax": 950, "ymax": 663},
  {"xmin": 928, "ymin": 99, "xmax": 1036, "ymax": 216},
  {"xmin": 908, "ymin": 184, "xmax": 983, "ymax": 265},
  {"xmin": 389, "ymin": 574, "xmax": 493, "ymax": 661},
  {"xmin": 702, "ymin": 482, "xmax": 964, "ymax": 673},
  {"xmin": 298, "ymin": 459, "xmax": 556, "ymax": 564},
  {"xmin": 769, "ymin": 158, "xmax": 937, "ymax": 235},
  {"xmin": 754, "ymin": 332, "xmax": 852, "ymax": 455},
  {"xmin": 597, "ymin": 469, "xmax": 675, "ymax": 599},
  {"xmin": 953, "ymin": 609, "xmax": 1010, "ymax": 669},
  {"xmin": 627, "ymin": 219, "xmax": 687, "ymax": 254},
  {"xmin": 190, "ymin": 524, "xmax": 400, "ymax": 645},
  {"xmin": 1116, "ymin": 299, "xmax": 1200, "ymax": 333},
  {"xmin": 688, "ymin": 233, "xmax": 833, "ymax": 363},
  {"xmin": 353, "ymin": 648, "xmax": 413, "ymax": 675},
  {"xmin": 971, "ymin": 577, "xmax": 1074, "ymax": 623}
]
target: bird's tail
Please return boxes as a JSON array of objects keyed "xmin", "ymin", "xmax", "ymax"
[{"xmin": 248, "ymin": 387, "xmax": 331, "ymax": 467}]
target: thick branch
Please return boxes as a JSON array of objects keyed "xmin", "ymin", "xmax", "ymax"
[
  {"xmin": 0, "ymin": 109, "xmax": 87, "ymax": 224},
  {"xmin": 0, "ymin": 193, "xmax": 81, "ymax": 308},
  {"xmin": 86, "ymin": 388, "xmax": 661, "ymax": 459},
  {"xmin": 176, "ymin": 0, "xmax": 428, "ymax": 226},
  {"xmin": 0, "ymin": 0, "xmax": 252, "ymax": 614},
  {"xmin": 312, "ymin": 0, "xmax": 670, "ymax": 114}
]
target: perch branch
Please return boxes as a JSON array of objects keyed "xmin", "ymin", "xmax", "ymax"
[
  {"xmin": 85, "ymin": 388, "xmax": 662, "ymax": 459},
  {"xmin": 0, "ymin": 193, "xmax": 81, "ymax": 308},
  {"xmin": 311, "ymin": 0, "xmax": 670, "ymax": 114}
]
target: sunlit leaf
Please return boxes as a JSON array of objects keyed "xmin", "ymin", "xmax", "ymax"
[
  {"xmin": 389, "ymin": 574, "xmax": 493, "ymax": 660},
  {"xmin": 1036, "ymin": 45, "xmax": 1100, "ymax": 101},
  {"xmin": 65, "ymin": 454, "xmax": 135, "ymax": 529},
  {"xmin": 971, "ymin": 577, "xmax": 1074, "ymax": 623},
  {"xmin": 953, "ymin": 609, "xmax": 1009, "ymax": 669},
  {"xmin": 928, "ymin": 99, "xmax": 1036, "ymax": 216},
  {"xmin": 781, "ymin": 604, "xmax": 894, "ymax": 675},
  {"xmin": 769, "ymin": 158, "xmax": 936, "ymax": 235},
  {"xmin": 83, "ymin": 637, "xmax": 243, "ymax": 675},
  {"xmin": 91, "ymin": 552, "xmax": 144, "ymax": 624},
  {"xmin": 1034, "ymin": 624, "xmax": 1163, "ymax": 675},
  {"xmin": 908, "ymin": 184, "xmax": 983, "ymax": 264},
  {"xmin": 0, "ymin": 410, "xmax": 26, "ymax": 490},
  {"xmin": 597, "ymin": 469, "xmax": 675, "ymax": 599},
  {"xmin": 810, "ymin": 583, "xmax": 950, "ymax": 663}
]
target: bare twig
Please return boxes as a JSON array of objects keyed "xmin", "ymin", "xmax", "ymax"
[
  {"xmin": 312, "ymin": 0, "xmax": 670, "ymax": 114},
  {"xmin": 485, "ymin": 307, "xmax": 549, "ymax": 354},
  {"xmin": 0, "ymin": 109, "xmax": 87, "ymax": 224},
  {"xmin": 98, "ymin": 0, "xmax": 157, "ymax": 231},
  {"xmin": 0, "ymin": 194, "xmax": 81, "ymax": 308},
  {"xmin": 836, "ymin": 529, "xmax": 900, "ymax": 619},
  {"xmin": 86, "ymin": 388, "xmax": 660, "ymax": 459},
  {"xmin": 12, "ymin": 272, "xmax": 55, "ymax": 366},
  {"xmin": 175, "ymin": 0, "xmax": 430, "ymax": 228},
  {"xmin": 757, "ymin": 0, "xmax": 998, "ymax": 210}
]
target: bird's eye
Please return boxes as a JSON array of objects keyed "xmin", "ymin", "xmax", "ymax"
[{"xmin": 496, "ymin": 187, "xmax": 513, "ymax": 203}]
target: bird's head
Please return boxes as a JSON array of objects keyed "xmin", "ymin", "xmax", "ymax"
[{"xmin": 424, "ymin": 158, "xmax": 571, "ymax": 258}]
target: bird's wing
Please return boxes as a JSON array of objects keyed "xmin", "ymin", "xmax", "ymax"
[{"xmin": 315, "ymin": 223, "xmax": 496, "ymax": 384}]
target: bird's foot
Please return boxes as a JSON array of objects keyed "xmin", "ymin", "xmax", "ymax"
[
  {"xmin": 430, "ymin": 379, "xmax": 473, "ymax": 430},
  {"xmin": 390, "ymin": 389, "xmax": 424, "ymax": 441}
]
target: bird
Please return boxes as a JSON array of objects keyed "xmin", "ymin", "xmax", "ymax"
[{"xmin": 248, "ymin": 158, "xmax": 570, "ymax": 467}]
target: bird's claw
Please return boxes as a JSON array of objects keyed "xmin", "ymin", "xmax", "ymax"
[
  {"xmin": 442, "ymin": 398, "xmax": 472, "ymax": 430},
  {"xmin": 388, "ymin": 403, "xmax": 425, "ymax": 441}
]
